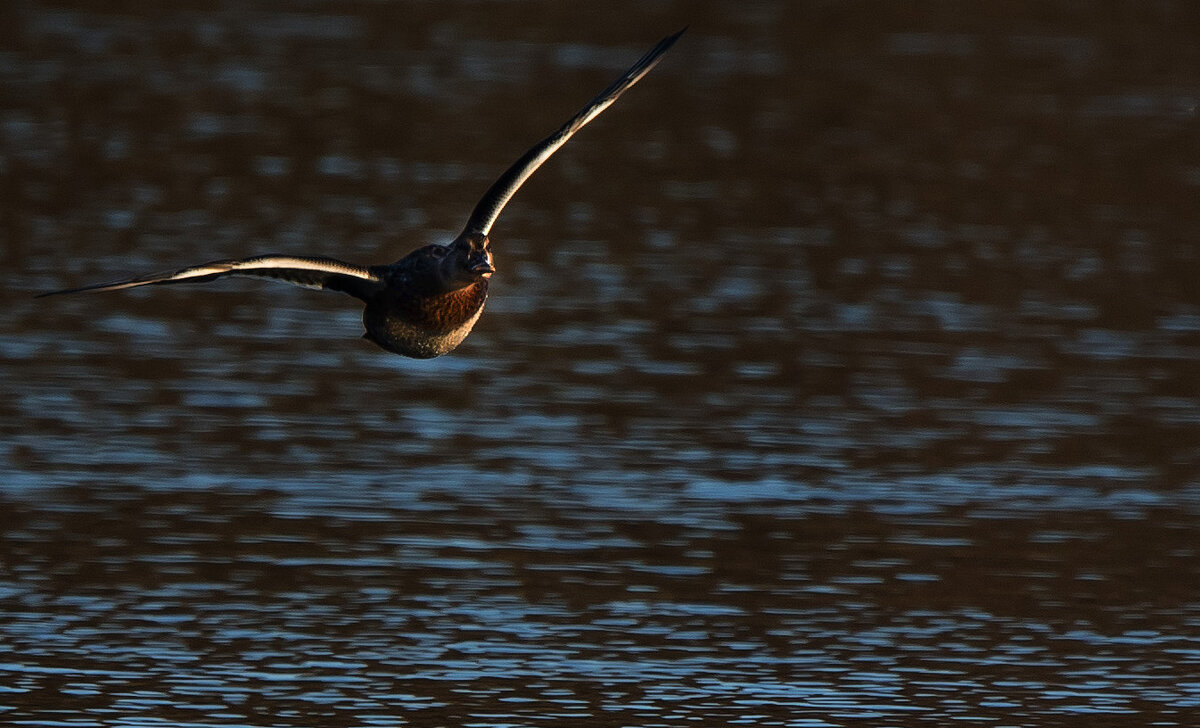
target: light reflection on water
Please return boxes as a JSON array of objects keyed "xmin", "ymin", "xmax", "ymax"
[
  {"xmin": 2, "ymin": 487, "xmax": 1199, "ymax": 725},
  {"xmin": 4, "ymin": 1, "xmax": 1200, "ymax": 726}
]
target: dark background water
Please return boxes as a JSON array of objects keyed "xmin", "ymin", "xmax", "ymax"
[{"xmin": 3, "ymin": 1, "xmax": 1200, "ymax": 726}]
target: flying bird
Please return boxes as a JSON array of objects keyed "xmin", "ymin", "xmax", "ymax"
[{"xmin": 39, "ymin": 29, "xmax": 684, "ymax": 358}]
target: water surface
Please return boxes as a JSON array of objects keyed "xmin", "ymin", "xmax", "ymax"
[{"xmin": 2, "ymin": 2, "xmax": 1200, "ymax": 726}]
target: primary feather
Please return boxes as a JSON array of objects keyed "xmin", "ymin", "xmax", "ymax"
[
  {"xmin": 37, "ymin": 255, "xmax": 382, "ymax": 300},
  {"xmin": 461, "ymin": 27, "xmax": 685, "ymax": 239}
]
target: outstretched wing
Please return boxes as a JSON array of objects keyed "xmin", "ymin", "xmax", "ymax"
[
  {"xmin": 37, "ymin": 255, "xmax": 384, "ymax": 301},
  {"xmin": 460, "ymin": 27, "xmax": 684, "ymax": 238}
]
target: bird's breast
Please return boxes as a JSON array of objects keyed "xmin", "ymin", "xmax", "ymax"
[{"xmin": 362, "ymin": 280, "xmax": 489, "ymax": 358}]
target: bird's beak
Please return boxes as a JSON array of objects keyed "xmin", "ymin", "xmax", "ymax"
[{"xmin": 469, "ymin": 253, "xmax": 495, "ymax": 278}]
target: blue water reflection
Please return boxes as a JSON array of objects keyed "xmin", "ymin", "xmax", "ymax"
[{"xmin": 5, "ymin": 1, "xmax": 1200, "ymax": 726}]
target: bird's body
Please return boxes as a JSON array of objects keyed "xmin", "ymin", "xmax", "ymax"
[
  {"xmin": 39, "ymin": 29, "xmax": 683, "ymax": 358},
  {"xmin": 362, "ymin": 235, "xmax": 493, "ymax": 358}
]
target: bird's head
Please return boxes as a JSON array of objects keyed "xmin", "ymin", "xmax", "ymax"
[{"xmin": 439, "ymin": 233, "xmax": 495, "ymax": 289}]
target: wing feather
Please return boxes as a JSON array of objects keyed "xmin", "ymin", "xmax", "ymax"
[
  {"xmin": 37, "ymin": 255, "xmax": 383, "ymax": 300},
  {"xmin": 461, "ymin": 28, "xmax": 684, "ymax": 238}
]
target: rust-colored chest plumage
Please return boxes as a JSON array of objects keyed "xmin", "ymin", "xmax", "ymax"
[{"xmin": 362, "ymin": 279, "xmax": 489, "ymax": 358}]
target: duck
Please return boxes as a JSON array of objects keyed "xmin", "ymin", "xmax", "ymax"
[{"xmin": 39, "ymin": 29, "xmax": 684, "ymax": 358}]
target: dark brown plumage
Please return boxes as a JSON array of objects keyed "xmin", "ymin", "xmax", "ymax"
[{"xmin": 38, "ymin": 29, "xmax": 684, "ymax": 358}]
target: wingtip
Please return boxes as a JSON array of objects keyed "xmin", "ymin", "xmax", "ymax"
[
  {"xmin": 35, "ymin": 282, "xmax": 129, "ymax": 298},
  {"xmin": 34, "ymin": 286, "xmax": 83, "ymax": 299},
  {"xmin": 657, "ymin": 27, "xmax": 687, "ymax": 52},
  {"xmin": 644, "ymin": 27, "xmax": 686, "ymax": 68}
]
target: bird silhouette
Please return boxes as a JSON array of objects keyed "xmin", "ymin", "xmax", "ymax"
[{"xmin": 39, "ymin": 29, "xmax": 684, "ymax": 358}]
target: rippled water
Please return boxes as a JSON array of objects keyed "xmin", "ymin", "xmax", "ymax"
[{"xmin": 3, "ymin": 2, "xmax": 1200, "ymax": 726}]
